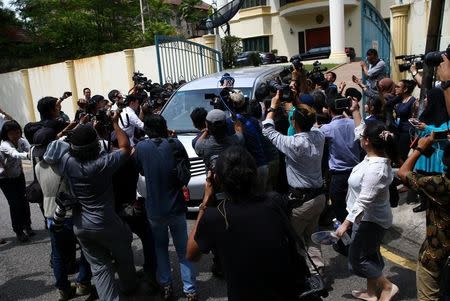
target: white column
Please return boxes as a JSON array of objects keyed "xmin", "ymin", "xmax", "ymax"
[{"xmin": 329, "ymin": 0, "xmax": 348, "ymax": 63}]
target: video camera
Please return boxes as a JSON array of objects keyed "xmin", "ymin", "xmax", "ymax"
[
  {"xmin": 132, "ymin": 71, "xmax": 154, "ymax": 92},
  {"xmin": 307, "ymin": 61, "xmax": 328, "ymax": 84},
  {"xmin": 267, "ymin": 79, "xmax": 291, "ymax": 102},
  {"xmin": 396, "ymin": 44, "xmax": 450, "ymax": 72},
  {"xmin": 395, "ymin": 54, "xmax": 424, "ymax": 72},
  {"xmin": 205, "ymin": 87, "xmax": 234, "ymax": 111}
]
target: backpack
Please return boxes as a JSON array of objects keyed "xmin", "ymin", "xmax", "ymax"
[
  {"xmin": 24, "ymin": 121, "xmax": 44, "ymax": 143},
  {"xmin": 168, "ymin": 138, "xmax": 191, "ymax": 188}
]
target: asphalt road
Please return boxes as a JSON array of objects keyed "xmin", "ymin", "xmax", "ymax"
[{"xmin": 0, "ymin": 166, "xmax": 420, "ymax": 301}]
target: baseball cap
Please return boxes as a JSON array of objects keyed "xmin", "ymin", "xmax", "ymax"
[{"xmin": 206, "ymin": 109, "xmax": 226, "ymax": 123}]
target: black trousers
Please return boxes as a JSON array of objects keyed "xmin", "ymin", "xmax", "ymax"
[
  {"xmin": 329, "ymin": 170, "xmax": 352, "ymax": 223},
  {"xmin": 0, "ymin": 173, "xmax": 31, "ymax": 234}
]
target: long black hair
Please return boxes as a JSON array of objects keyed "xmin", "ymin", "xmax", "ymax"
[
  {"xmin": 0, "ymin": 120, "xmax": 22, "ymax": 142},
  {"xmin": 363, "ymin": 120, "xmax": 400, "ymax": 165},
  {"xmin": 215, "ymin": 146, "xmax": 258, "ymax": 201},
  {"xmin": 419, "ymin": 87, "xmax": 449, "ymax": 127}
]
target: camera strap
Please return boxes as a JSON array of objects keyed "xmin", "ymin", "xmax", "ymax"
[{"xmin": 119, "ymin": 113, "xmax": 130, "ymax": 128}]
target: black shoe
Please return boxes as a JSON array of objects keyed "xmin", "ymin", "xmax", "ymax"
[
  {"xmin": 184, "ymin": 292, "xmax": 199, "ymax": 301},
  {"xmin": 25, "ymin": 228, "xmax": 36, "ymax": 237},
  {"xmin": 161, "ymin": 285, "xmax": 173, "ymax": 301},
  {"xmin": 0, "ymin": 238, "xmax": 6, "ymax": 244},
  {"xmin": 16, "ymin": 231, "xmax": 29, "ymax": 243},
  {"xmin": 413, "ymin": 203, "xmax": 428, "ymax": 213}
]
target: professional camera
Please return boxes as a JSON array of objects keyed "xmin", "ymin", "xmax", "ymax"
[
  {"xmin": 205, "ymin": 87, "xmax": 234, "ymax": 111},
  {"xmin": 395, "ymin": 54, "xmax": 424, "ymax": 72},
  {"xmin": 132, "ymin": 71, "xmax": 153, "ymax": 92},
  {"xmin": 289, "ymin": 55, "xmax": 303, "ymax": 71},
  {"xmin": 424, "ymin": 44, "xmax": 450, "ymax": 67},
  {"xmin": 267, "ymin": 79, "xmax": 291, "ymax": 102},
  {"xmin": 307, "ymin": 61, "xmax": 327, "ymax": 84}
]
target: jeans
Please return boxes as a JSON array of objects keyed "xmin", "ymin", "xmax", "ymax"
[
  {"xmin": 149, "ymin": 214, "xmax": 197, "ymax": 294},
  {"xmin": 48, "ymin": 219, "xmax": 92, "ymax": 290},
  {"xmin": 0, "ymin": 174, "xmax": 31, "ymax": 233}
]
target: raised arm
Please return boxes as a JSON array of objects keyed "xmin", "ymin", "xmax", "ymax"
[
  {"xmin": 112, "ymin": 112, "xmax": 131, "ymax": 156},
  {"xmin": 437, "ymin": 54, "xmax": 450, "ymax": 118}
]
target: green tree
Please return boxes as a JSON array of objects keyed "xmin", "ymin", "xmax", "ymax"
[
  {"xmin": 221, "ymin": 35, "xmax": 242, "ymax": 69},
  {"xmin": 178, "ymin": 0, "xmax": 208, "ymax": 37}
]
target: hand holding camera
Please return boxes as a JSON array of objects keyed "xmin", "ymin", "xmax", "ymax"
[
  {"xmin": 438, "ymin": 53, "xmax": 450, "ymax": 82},
  {"xmin": 61, "ymin": 91, "xmax": 72, "ymax": 100},
  {"xmin": 271, "ymin": 90, "xmax": 282, "ymax": 109}
]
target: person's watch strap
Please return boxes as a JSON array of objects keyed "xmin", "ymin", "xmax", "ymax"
[
  {"xmin": 414, "ymin": 146, "xmax": 424, "ymax": 154},
  {"xmin": 441, "ymin": 80, "xmax": 450, "ymax": 90},
  {"xmin": 267, "ymin": 107, "xmax": 276, "ymax": 113},
  {"xmin": 199, "ymin": 203, "xmax": 207, "ymax": 211}
]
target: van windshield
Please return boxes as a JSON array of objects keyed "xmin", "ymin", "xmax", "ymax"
[{"xmin": 161, "ymin": 88, "xmax": 253, "ymax": 133}]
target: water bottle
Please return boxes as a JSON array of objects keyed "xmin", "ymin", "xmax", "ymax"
[{"xmin": 332, "ymin": 218, "xmax": 351, "ymax": 246}]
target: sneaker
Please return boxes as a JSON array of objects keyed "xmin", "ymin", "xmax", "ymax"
[
  {"xmin": 58, "ymin": 286, "xmax": 76, "ymax": 301},
  {"xmin": 25, "ymin": 228, "xmax": 36, "ymax": 237},
  {"xmin": 184, "ymin": 292, "xmax": 199, "ymax": 301},
  {"xmin": 75, "ymin": 283, "xmax": 92, "ymax": 296},
  {"xmin": 16, "ymin": 231, "xmax": 29, "ymax": 243},
  {"xmin": 161, "ymin": 284, "xmax": 173, "ymax": 301}
]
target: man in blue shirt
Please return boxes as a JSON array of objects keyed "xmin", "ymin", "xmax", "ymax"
[
  {"xmin": 319, "ymin": 98, "xmax": 360, "ymax": 255},
  {"xmin": 135, "ymin": 114, "xmax": 198, "ymax": 301}
]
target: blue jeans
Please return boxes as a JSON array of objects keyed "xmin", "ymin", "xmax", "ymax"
[
  {"xmin": 48, "ymin": 219, "xmax": 92, "ymax": 290},
  {"xmin": 149, "ymin": 214, "xmax": 197, "ymax": 294}
]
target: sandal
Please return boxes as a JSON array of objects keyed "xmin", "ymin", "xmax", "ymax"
[{"xmin": 351, "ymin": 290, "xmax": 378, "ymax": 301}]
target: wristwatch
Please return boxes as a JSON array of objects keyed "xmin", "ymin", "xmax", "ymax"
[
  {"xmin": 414, "ymin": 147, "xmax": 424, "ymax": 154},
  {"xmin": 267, "ymin": 107, "xmax": 277, "ymax": 113},
  {"xmin": 441, "ymin": 80, "xmax": 450, "ymax": 90},
  {"xmin": 412, "ymin": 72, "xmax": 418, "ymax": 78}
]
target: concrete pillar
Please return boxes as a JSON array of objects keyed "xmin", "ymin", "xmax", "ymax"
[
  {"xmin": 329, "ymin": 0, "xmax": 348, "ymax": 63},
  {"xmin": 202, "ymin": 34, "xmax": 218, "ymax": 73},
  {"xmin": 124, "ymin": 49, "xmax": 136, "ymax": 90},
  {"xmin": 20, "ymin": 69, "xmax": 36, "ymax": 122},
  {"xmin": 65, "ymin": 60, "xmax": 79, "ymax": 114},
  {"xmin": 390, "ymin": 4, "xmax": 410, "ymax": 82}
]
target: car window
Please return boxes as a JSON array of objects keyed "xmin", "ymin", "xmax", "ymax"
[
  {"xmin": 161, "ymin": 88, "xmax": 253, "ymax": 133},
  {"xmin": 309, "ymin": 48, "xmax": 319, "ymax": 53}
]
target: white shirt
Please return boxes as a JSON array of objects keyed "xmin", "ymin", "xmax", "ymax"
[
  {"xmin": 346, "ymin": 156, "xmax": 393, "ymax": 229},
  {"xmin": 119, "ymin": 106, "xmax": 144, "ymax": 146},
  {"xmin": 0, "ymin": 138, "xmax": 30, "ymax": 178}
]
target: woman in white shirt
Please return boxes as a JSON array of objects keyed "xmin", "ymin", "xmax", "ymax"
[
  {"xmin": 0, "ymin": 120, "xmax": 34, "ymax": 242},
  {"xmin": 336, "ymin": 102, "xmax": 399, "ymax": 301}
]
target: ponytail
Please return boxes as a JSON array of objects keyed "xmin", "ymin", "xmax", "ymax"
[{"xmin": 363, "ymin": 121, "xmax": 400, "ymax": 165}]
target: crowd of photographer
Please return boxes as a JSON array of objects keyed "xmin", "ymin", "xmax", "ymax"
[{"xmin": 0, "ymin": 44, "xmax": 449, "ymax": 301}]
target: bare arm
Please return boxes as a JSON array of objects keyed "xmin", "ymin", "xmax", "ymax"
[
  {"xmin": 398, "ymin": 134, "xmax": 434, "ymax": 182},
  {"xmin": 437, "ymin": 54, "xmax": 450, "ymax": 118},
  {"xmin": 112, "ymin": 112, "xmax": 131, "ymax": 156},
  {"xmin": 187, "ymin": 172, "xmax": 215, "ymax": 261}
]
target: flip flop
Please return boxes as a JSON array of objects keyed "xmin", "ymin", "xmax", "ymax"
[{"xmin": 351, "ymin": 290, "xmax": 378, "ymax": 301}]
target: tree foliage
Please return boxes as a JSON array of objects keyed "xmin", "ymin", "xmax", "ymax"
[
  {"xmin": 221, "ymin": 35, "xmax": 242, "ymax": 69},
  {"xmin": 0, "ymin": 0, "xmax": 179, "ymax": 72}
]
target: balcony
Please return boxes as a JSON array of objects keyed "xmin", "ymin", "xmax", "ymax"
[{"xmin": 279, "ymin": 0, "xmax": 359, "ymax": 18}]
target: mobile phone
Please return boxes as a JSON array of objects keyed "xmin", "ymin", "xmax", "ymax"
[
  {"xmin": 335, "ymin": 97, "xmax": 351, "ymax": 110},
  {"xmin": 408, "ymin": 118, "xmax": 420, "ymax": 127},
  {"xmin": 434, "ymin": 130, "xmax": 449, "ymax": 141}
]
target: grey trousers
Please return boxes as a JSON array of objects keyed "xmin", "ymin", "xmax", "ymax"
[
  {"xmin": 75, "ymin": 221, "xmax": 137, "ymax": 301},
  {"xmin": 291, "ymin": 194, "xmax": 326, "ymax": 270}
]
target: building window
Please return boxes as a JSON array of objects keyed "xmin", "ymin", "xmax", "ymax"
[
  {"xmin": 242, "ymin": 36, "xmax": 269, "ymax": 52},
  {"xmin": 241, "ymin": 0, "xmax": 267, "ymax": 9}
]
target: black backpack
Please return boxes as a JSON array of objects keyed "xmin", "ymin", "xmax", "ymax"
[{"xmin": 168, "ymin": 138, "xmax": 191, "ymax": 188}]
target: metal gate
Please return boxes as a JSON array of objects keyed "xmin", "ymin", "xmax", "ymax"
[
  {"xmin": 155, "ymin": 35, "xmax": 223, "ymax": 84},
  {"xmin": 360, "ymin": 0, "xmax": 391, "ymax": 76}
]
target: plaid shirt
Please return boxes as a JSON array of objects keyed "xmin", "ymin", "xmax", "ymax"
[{"xmin": 406, "ymin": 172, "xmax": 450, "ymax": 272}]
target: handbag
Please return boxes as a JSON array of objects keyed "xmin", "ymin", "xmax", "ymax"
[{"xmin": 25, "ymin": 147, "xmax": 44, "ymax": 204}]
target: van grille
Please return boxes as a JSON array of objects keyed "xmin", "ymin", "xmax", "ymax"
[{"xmin": 190, "ymin": 157, "xmax": 206, "ymax": 177}]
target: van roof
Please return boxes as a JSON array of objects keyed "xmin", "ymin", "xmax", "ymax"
[{"xmin": 178, "ymin": 65, "xmax": 287, "ymax": 91}]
